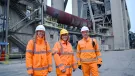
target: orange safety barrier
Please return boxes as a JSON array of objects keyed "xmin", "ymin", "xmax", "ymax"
[{"xmin": 0, "ymin": 50, "xmax": 5, "ymax": 61}]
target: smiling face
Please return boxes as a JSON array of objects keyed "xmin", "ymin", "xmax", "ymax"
[
  {"xmin": 81, "ymin": 30, "xmax": 89, "ymax": 39},
  {"xmin": 61, "ymin": 33, "xmax": 69, "ymax": 41},
  {"xmin": 37, "ymin": 30, "xmax": 45, "ymax": 38}
]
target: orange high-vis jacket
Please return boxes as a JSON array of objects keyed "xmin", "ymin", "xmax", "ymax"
[
  {"xmin": 26, "ymin": 38, "xmax": 52, "ymax": 75},
  {"xmin": 52, "ymin": 40, "xmax": 77, "ymax": 74},
  {"xmin": 77, "ymin": 37, "xmax": 102, "ymax": 65}
]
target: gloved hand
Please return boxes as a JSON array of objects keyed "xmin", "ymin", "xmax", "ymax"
[
  {"xmin": 73, "ymin": 69, "xmax": 76, "ymax": 72},
  {"xmin": 48, "ymin": 71, "xmax": 51, "ymax": 73},
  {"xmin": 61, "ymin": 69, "xmax": 66, "ymax": 73},
  {"xmin": 78, "ymin": 65, "xmax": 82, "ymax": 70},
  {"xmin": 97, "ymin": 64, "xmax": 101, "ymax": 68}
]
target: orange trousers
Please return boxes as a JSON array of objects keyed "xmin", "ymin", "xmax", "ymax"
[
  {"xmin": 57, "ymin": 74, "xmax": 72, "ymax": 76},
  {"xmin": 81, "ymin": 63, "xmax": 99, "ymax": 76}
]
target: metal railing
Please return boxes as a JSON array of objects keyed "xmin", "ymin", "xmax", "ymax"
[
  {"xmin": 0, "ymin": 54, "xmax": 25, "ymax": 64},
  {"xmin": 0, "ymin": 42, "xmax": 26, "ymax": 64},
  {"xmin": 9, "ymin": 8, "xmax": 39, "ymax": 31}
]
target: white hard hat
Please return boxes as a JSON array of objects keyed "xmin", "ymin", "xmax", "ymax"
[
  {"xmin": 35, "ymin": 25, "xmax": 45, "ymax": 32},
  {"xmin": 81, "ymin": 26, "xmax": 89, "ymax": 32}
]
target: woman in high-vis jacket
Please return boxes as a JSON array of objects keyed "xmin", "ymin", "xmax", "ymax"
[
  {"xmin": 26, "ymin": 25, "xmax": 52, "ymax": 76},
  {"xmin": 52, "ymin": 29, "xmax": 77, "ymax": 76}
]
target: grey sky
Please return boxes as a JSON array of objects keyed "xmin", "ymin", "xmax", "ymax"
[
  {"xmin": 126, "ymin": 0, "xmax": 135, "ymax": 32},
  {"xmin": 47, "ymin": 0, "xmax": 134, "ymax": 32}
]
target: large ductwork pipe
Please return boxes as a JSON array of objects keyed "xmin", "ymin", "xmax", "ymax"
[{"xmin": 46, "ymin": 6, "xmax": 92, "ymax": 28}]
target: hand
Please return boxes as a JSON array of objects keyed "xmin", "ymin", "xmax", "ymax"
[
  {"xmin": 78, "ymin": 65, "xmax": 82, "ymax": 70},
  {"xmin": 73, "ymin": 69, "xmax": 76, "ymax": 72},
  {"xmin": 97, "ymin": 64, "xmax": 101, "ymax": 68},
  {"xmin": 61, "ymin": 69, "xmax": 66, "ymax": 73},
  {"xmin": 48, "ymin": 71, "xmax": 51, "ymax": 73}
]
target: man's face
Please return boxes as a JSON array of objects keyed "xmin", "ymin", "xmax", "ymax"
[
  {"xmin": 61, "ymin": 33, "xmax": 69, "ymax": 41},
  {"xmin": 37, "ymin": 30, "xmax": 45, "ymax": 38},
  {"xmin": 81, "ymin": 30, "xmax": 89, "ymax": 38}
]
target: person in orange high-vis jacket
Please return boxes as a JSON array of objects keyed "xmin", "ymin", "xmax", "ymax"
[
  {"xmin": 52, "ymin": 29, "xmax": 77, "ymax": 76},
  {"xmin": 26, "ymin": 25, "xmax": 52, "ymax": 76},
  {"xmin": 77, "ymin": 26, "xmax": 102, "ymax": 76}
]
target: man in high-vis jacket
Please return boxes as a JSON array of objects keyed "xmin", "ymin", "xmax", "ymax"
[
  {"xmin": 77, "ymin": 26, "xmax": 102, "ymax": 76},
  {"xmin": 52, "ymin": 29, "xmax": 77, "ymax": 76},
  {"xmin": 26, "ymin": 25, "xmax": 52, "ymax": 76}
]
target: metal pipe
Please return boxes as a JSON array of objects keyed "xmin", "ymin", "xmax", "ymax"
[
  {"xmin": 41, "ymin": 0, "xmax": 44, "ymax": 24},
  {"xmin": 5, "ymin": 0, "xmax": 10, "ymax": 61},
  {"xmin": 80, "ymin": 3, "xmax": 84, "ymax": 18},
  {"xmin": 43, "ymin": 0, "xmax": 47, "ymax": 12},
  {"xmin": 72, "ymin": 0, "xmax": 78, "ymax": 16},
  {"xmin": 46, "ymin": 6, "xmax": 92, "ymax": 28},
  {"xmin": 2, "ymin": 1, "xmax": 7, "ymax": 42},
  {"xmin": 88, "ymin": 0, "xmax": 95, "ymax": 33}
]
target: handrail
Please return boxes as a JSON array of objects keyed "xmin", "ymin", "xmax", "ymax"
[{"xmin": 9, "ymin": 8, "xmax": 39, "ymax": 30}]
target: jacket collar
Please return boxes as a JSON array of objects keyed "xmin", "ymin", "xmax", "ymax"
[{"xmin": 83, "ymin": 37, "xmax": 91, "ymax": 42}]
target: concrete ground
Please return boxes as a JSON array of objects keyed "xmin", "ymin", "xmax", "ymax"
[{"xmin": 0, "ymin": 49, "xmax": 135, "ymax": 76}]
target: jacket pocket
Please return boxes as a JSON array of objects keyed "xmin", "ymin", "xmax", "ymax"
[
  {"xmin": 33, "ymin": 55, "xmax": 41, "ymax": 67},
  {"xmin": 80, "ymin": 44, "xmax": 85, "ymax": 49}
]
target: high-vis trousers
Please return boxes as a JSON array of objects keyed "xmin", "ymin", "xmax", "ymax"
[{"xmin": 82, "ymin": 62, "xmax": 99, "ymax": 76}]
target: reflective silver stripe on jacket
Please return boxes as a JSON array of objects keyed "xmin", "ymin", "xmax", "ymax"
[
  {"xmin": 80, "ymin": 50, "xmax": 95, "ymax": 52},
  {"xmin": 56, "ymin": 63, "xmax": 64, "ymax": 68},
  {"xmin": 26, "ymin": 50, "xmax": 33, "ymax": 53},
  {"xmin": 26, "ymin": 50, "xmax": 47, "ymax": 54},
  {"xmin": 33, "ymin": 66, "xmax": 49, "ymax": 70},
  {"xmin": 97, "ymin": 56, "xmax": 102, "ymax": 58},
  {"xmin": 27, "ymin": 67, "xmax": 33, "ymax": 70}
]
